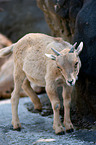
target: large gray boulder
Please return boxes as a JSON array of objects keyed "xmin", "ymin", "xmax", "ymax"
[{"xmin": 0, "ymin": 0, "xmax": 50, "ymax": 42}]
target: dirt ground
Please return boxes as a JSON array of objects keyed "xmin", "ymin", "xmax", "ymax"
[{"xmin": 0, "ymin": 95, "xmax": 96, "ymax": 145}]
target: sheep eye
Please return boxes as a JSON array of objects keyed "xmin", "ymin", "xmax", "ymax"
[{"xmin": 57, "ymin": 66, "xmax": 61, "ymax": 69}]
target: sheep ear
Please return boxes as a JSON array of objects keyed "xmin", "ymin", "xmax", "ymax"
[
  {"xmin": 45, "ymin": 53, "xmax": 56, "ymax": 60},
  {"xmin": 76, "ymin": 42, "xmax": 83, "ymax": 55}
]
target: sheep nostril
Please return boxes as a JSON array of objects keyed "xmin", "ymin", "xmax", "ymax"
[{"xmin": 68, "ymin": 79, "xmax": 74, "ymax": 85}]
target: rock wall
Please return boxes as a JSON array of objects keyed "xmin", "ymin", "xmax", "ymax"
[
  {"xmin": 37, "ymin": 0, "xmax": 83, "ymax": 43},
  {"xmin": 0, "ymin": 0, "xmax": 50, "ymax": 42},
  {"xmin": 37, "ymin": 0, "xmax": 96, "ymax": 121}
]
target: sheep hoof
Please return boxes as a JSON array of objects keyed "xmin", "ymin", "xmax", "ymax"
[
  {"xmin": 33, "ymin": 108, "xmax": 42, "ymax": 113},
  {"xmin": 56, "ymin": 131, "xmax": 65, "ymax": 135},
  {"xmin": 12, "ymin": 121, "xmax": 21, "ymax": 131},
  {"xmin": 13, "ymin": 127, "xmax": 21, "ymax": 131},
  {"xmin": 54, "ymin": 125, "xmax": 65, "ymax": 135}
]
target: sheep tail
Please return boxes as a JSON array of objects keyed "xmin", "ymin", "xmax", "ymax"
[{"xmin": 0, "ymin": 43, "xmax": 15, "ymax": 57}]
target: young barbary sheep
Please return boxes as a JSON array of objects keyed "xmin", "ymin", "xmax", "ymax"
[{"xmin": 0, "ymin": 33, "xmax": 83, "ymax": 135}]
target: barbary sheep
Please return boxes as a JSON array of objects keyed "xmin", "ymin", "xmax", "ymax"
[{"xmin": 0, "ymin": 33, "xmax": 83, "ymax": 135}]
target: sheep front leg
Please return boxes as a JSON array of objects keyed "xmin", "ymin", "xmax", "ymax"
[
  {"xmin": 62, "ymin": 86, "xmax": 74, "ymax": 133},
  {"xmin": 46, "ymin": 81, "xmax": 64, "ymax": 135}
]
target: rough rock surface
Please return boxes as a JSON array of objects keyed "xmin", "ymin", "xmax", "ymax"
[
  {"xmin": 37, "ymin": 0, "xmax": 83, "ymax": 43},
  {"xmin": 0, "ymin": 96, "xmax": 96, "ymax": 145}
]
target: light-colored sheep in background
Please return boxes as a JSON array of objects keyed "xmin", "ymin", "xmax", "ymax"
[{"xmin": 0, "ymin": 33, "xmax": 83, "ymax": 135}]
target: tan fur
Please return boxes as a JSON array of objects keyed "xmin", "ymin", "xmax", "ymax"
[{"xmin": 0, "ymin": 33, "xmax": 83, "ymax": 134}]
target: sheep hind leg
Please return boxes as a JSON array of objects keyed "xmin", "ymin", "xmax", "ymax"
[
  {"xmin": 22, "ymin": 78, "xmax": 42, "ymax": 112},
  {"xmin": 11, "ymin": 69, "xmax": 25, "ymax": 130}
]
